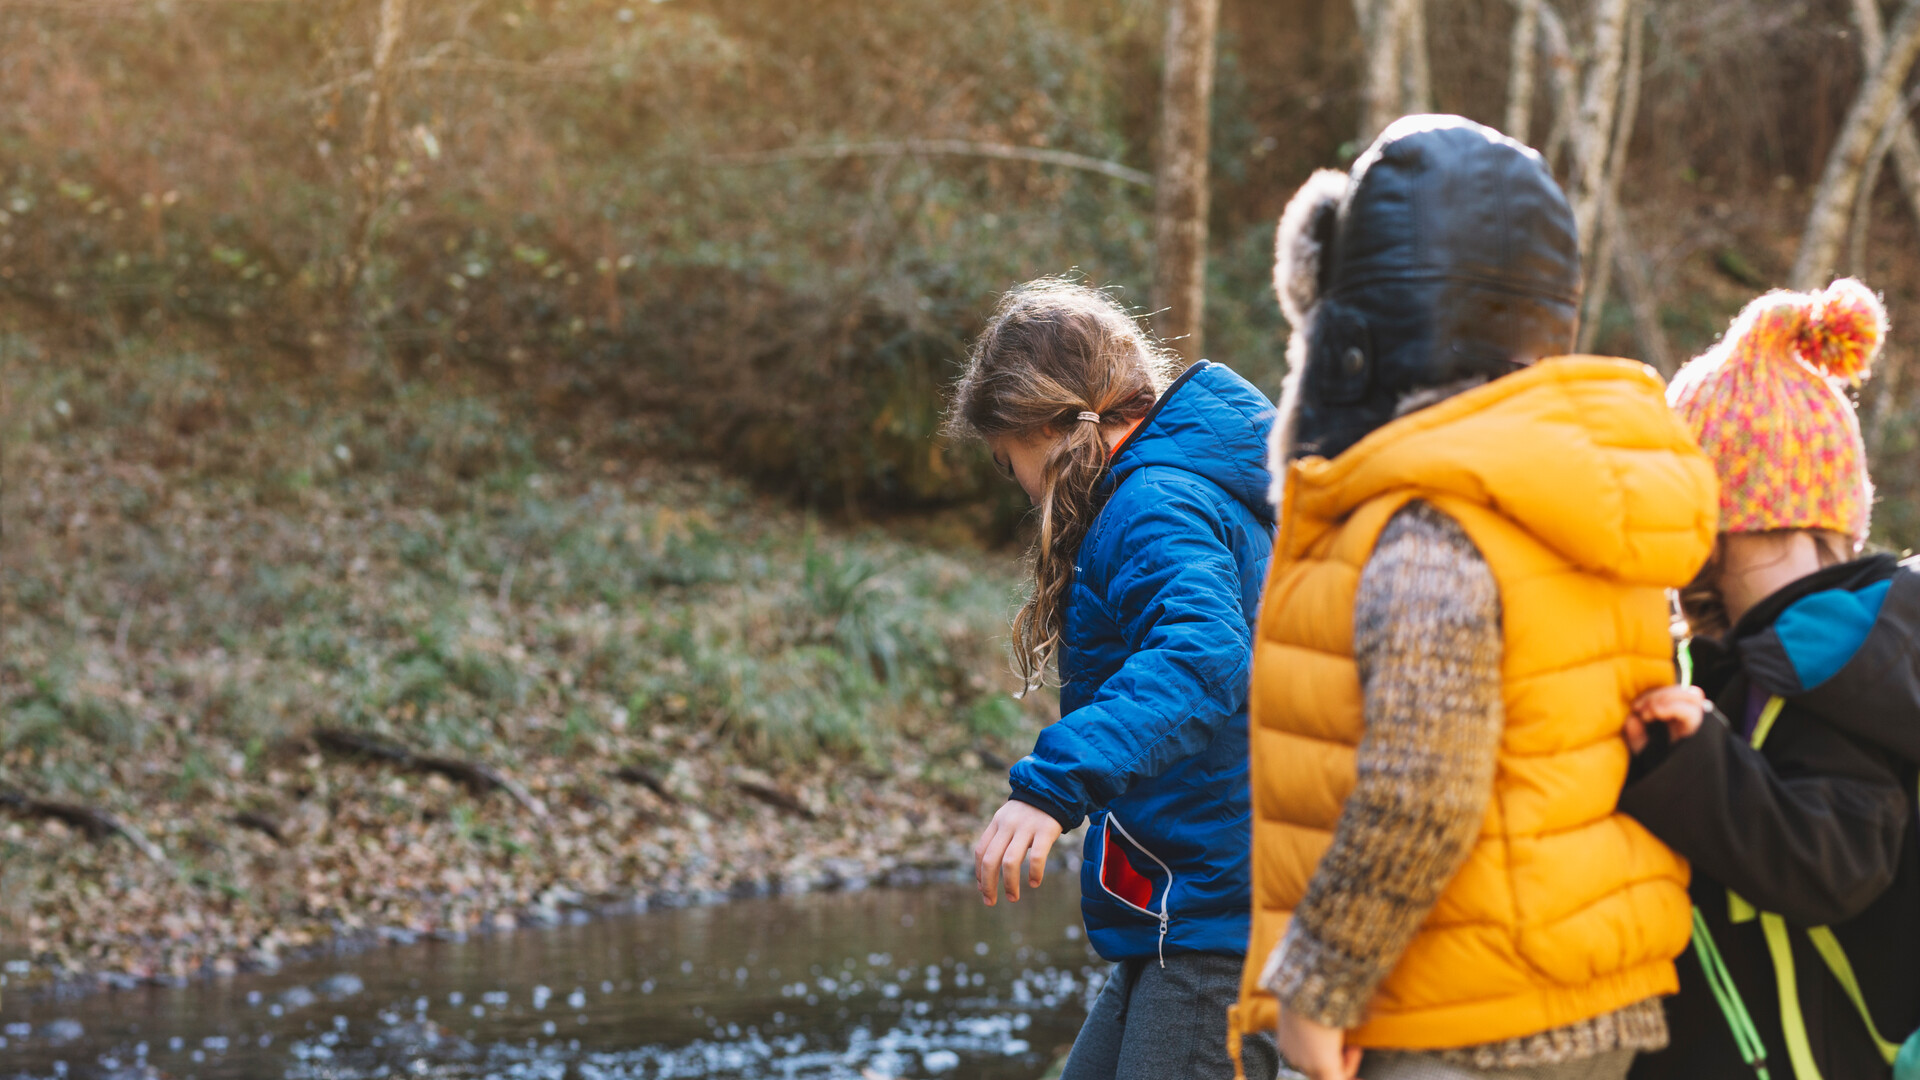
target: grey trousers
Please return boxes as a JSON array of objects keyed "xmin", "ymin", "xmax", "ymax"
[
  {"xmin": 1356, "ymin": 1049, "xmax": 1637, "ymax": 1080},
  {"xmin": 1061, "ymin": 954, "xmax": 1280, "ymax": 1080}
]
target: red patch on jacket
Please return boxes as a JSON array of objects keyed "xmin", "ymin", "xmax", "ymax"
[{"xmin": 1101, "ymin": 825, "xmax": 1157, "ymax": 910}]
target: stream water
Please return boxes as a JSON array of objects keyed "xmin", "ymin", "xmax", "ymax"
[{"xmin": 0, "ymin": 884, "xmax": 1101, "ymax": 1080}]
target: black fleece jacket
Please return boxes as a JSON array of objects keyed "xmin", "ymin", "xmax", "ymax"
[{"xmin": 1622, "ymin": 554, "xmax": 1920, "ymax": 1080}]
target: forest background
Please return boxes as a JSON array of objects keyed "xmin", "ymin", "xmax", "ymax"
[{"xmin": 3, "ymin": 0, "xmax": 1920, "ymax": 985}]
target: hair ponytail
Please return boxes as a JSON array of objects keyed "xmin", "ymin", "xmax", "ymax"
[{"xmin": 948, "ymin": 279, "xmax": 1173, "ymax": 693}]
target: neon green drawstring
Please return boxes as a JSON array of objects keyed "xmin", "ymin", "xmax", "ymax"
[
  {"xmin": 1693, "ymin": 905, "xmax": 1773, "ymax": 1079},
  {"xmin": 1668, "ymin": 642, "xmax": 1920, "ymax": 1077},
  {"xmin": 1703, "ymin": 693, "xmax": 1918, "ymax": 1079},
  {"xmin": 1678, "ymin": 641, "xmax": 1774, "ymax": 1075}
]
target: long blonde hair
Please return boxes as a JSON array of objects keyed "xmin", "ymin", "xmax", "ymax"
[{"xmin": 948, "ymin": 279, "xmax": 1174, "ymax": 692}]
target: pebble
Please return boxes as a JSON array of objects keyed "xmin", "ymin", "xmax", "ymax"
[
  {"xmin": 314, "ymin": 973, "xmax": 365, "ymax": 999},
  {"xmin": 381, "ymin": 1018, "xmax": 478, "ymax": 1061}
]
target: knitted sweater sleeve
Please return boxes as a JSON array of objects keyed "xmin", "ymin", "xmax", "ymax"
[{"xmin": 1260, "ymin": 500, "xmax": 1504, "ymax": 1029}]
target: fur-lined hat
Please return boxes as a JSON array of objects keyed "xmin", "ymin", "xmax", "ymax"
[{"xmin": 1269, "ymin": 115, "xmax": 1582, "ymax": 488}]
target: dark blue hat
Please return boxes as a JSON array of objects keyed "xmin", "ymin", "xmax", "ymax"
[{"xmin": 1275, "ymin": 115, "xmax": 1582, "ymax": 460}]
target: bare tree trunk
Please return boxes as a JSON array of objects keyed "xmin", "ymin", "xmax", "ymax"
[
  {"xmin": 1580, "ymin": 200, "xmax": 1621, "ymax": 354},
  {"xmin": 1578, "ymin": 2, "xmax": 1645, "ymax": 352},
  {"xmin": 1353, "ymin": 0, "xmax": 1377, "ymax": 140},
  {"xmin": 1356, "ymin": 0, "xmax": 1414, "ymax": 145},
  {"xmin": 1852, "ymin": 0, "xmax": 1920, "ymax": 470},
  {"xmin": 341, "ymin": 0, "xmax": 409, "ymax": 302},
  {"xmin": 1505, "ymin": 0, "xmax": 1542, "ymax": 142},
  {"xmin": 1848, "ymin": 93, "xmax": 1912, "ymax": 277},
  {"xmin": 1851, "ymin": 0, "xmax": 1920, "ymax": 231},
  {"xmin": 1856, "ymin": 104, "xmax": 1911, "ymax": 455},
  {"xmin": 1568, "ymin": 0, "xmax": 1634, "ymax": 250},
  {"xmin": 1151, "ymin": 0, "xmax": 1220, "ymax": 365},
  {"xmin": 1791, "ymin": 0, "xmax": 1920, "ymax": 290},
  {"xmin": 1612, "ymin": 218, "xmax": 1676, "ymax": 374},
  {"xmin": 1602, "ymin": 11, "xmax": 1673, "ymax": 374},
  {"xmin": 1538, "ymin": 3, "xmax": 1579, "ymax": 171},
  {"xmin": 1868, "ymin": 343, "xmax": 1910, "ymax": 454},
  {"xmin": 1401, "ymin": 0, "xmax": 1433, "ymax": 114}
]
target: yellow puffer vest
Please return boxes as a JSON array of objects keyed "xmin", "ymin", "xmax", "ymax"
[{"xmin": 1228, "ymin": 359, "xmax": 1719, "ymax": 1062}]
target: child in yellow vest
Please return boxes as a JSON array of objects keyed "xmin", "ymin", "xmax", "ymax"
[
  {"xmin": 1618, "ymin": 279, "xmax": 1920, "ymax": 1080},
  {"xmin": 1228, "ymin": 115, "xmax": 1719, "ymax": 1080}
]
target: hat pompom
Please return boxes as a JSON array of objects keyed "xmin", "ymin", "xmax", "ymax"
[{"xmin": 1795, "ymin": 277, "xmax": 1886, "ymax": 383}]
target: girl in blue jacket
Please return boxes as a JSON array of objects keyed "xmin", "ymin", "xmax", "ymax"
[{"xmin": 949, "ymin": 279, "xmax": 1278, "ymax": 1080}]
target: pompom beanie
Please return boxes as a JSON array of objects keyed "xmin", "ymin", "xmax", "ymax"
[{"xmin": 1667, "ymin": 277, "xmax": 1886, "ymax": 542}]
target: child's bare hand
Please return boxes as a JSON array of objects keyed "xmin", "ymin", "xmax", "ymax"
[
  {"xmin": 1625, "ymin": 685, "xmax": 1709, "ymax": 753},
  {"xmin": 1275, "ymin": 1007, "xmax": 1362, "ymax": 1080},
  {"xmin": 974, "ymin": 800, "xmax": 1064, "ymax": 906}
]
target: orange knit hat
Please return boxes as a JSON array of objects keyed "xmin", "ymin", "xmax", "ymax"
[{"xmin": 1667, "ymin": 278, "xmax": 1886, "ymax": 542}]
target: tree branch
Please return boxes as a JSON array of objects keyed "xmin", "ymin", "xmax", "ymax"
[
  {"xmin": 340, "ymin": 0, "xmax": 409, "ymax": 302},
  {"xmin": 1792, "ymin": 0, "xmax": 1920, "ymax": 289},
  {"xmin": 1579, "ymin": 0, "xmax": 1646, "ymax": 353},
  {"xmin": 1850, "ymin": 0, "xmax": 1920, "ymax": 463},
  {"xmin": 1848, "ymin": 88, "xmax": 1920, "ymax": 277},
  {"xmin": 1505, "ymin": 0, "xmax": 1542, "ymax": 142},
  {"xmin": 1849, "ymin": 0, "xmax": 1920, "ymax": 252},
  {"xmin": 1569, "ymin": 0, "xmax": 1635, "ymax": 249},
  {"xmin": 1610, "ymin": 213, "xmax": 1675, "ymax": 374},
  {"xmin": 1537, "ymin": 3, "xmax": 1579, "ymax": 171},
  {"xmin": 702, "ymin": 140, "xmax": 1152, "ymax": 188}
]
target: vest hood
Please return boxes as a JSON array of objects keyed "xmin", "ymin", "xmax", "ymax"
[
  {"xmin": 1283, "ymin": 357, "xmax": 1717, "ymax": 588},
  {"xmin": 1107, "ymin": 360, "xmax": 1277, "ymax": 529}
]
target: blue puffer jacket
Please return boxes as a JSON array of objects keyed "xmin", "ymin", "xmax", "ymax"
[{"xmin": 1008, "ymin": 360, "xmax": 1275, "ymax": 963}]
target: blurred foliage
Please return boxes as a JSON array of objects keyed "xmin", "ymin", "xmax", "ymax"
[
  {"xmin": 0, "ymin": 0, "xmax": 1915, "ymax": 546},
  {"xmin": 0, "ymin": 0, "xmax": 1177, "ymax": 532},
  {"xmin": 0, "ymin": 329, "xmax": 1043, "ymax": 772}
]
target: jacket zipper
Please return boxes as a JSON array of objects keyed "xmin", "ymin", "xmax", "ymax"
[{"xmin": 1100, "ymin": 814, "xmax": 1175, "ymax": 968}]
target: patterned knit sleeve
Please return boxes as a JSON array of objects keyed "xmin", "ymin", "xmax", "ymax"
[{"xmin": 1260, "ymin": 500, "xmax": 1505, "ymax": 1029}]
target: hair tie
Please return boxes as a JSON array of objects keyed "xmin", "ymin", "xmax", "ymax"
[{"xmin": 1076, "ymin": 411, "xmax": 1101, "ymax": 423}]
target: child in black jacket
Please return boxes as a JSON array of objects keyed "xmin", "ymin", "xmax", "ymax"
[{"xmin": 1621, "ymin": 279, "xmax": 1920, "ymax": 1080}]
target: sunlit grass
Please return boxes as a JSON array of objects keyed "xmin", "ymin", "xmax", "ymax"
[{"xmin": 0, "ymin": 331, "xmax": 1044, "ymax": 788}]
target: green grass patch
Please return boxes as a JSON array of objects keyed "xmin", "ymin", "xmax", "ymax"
[{"xmin": 0, "ymin": 329, "xmax": 1043, "ymax": 792}]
